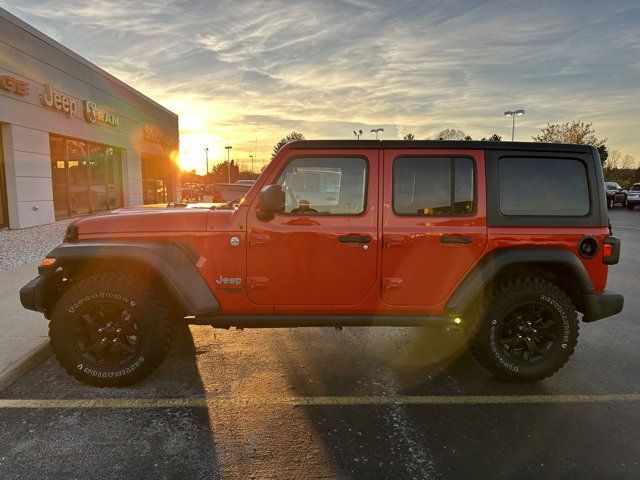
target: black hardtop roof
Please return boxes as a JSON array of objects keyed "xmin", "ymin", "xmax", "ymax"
[{"xmin": 286, "ymin": 139, "xmax": 594, "ymax": 153}]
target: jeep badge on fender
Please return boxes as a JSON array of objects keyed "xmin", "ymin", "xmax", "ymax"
[{"xmin": 20, "ymin": 139, "xmax": 623, "ymax": 387}]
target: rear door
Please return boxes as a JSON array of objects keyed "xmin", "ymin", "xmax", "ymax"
[
  {"xmin": 246, "ymin": 149, "xmax": 379, "ymax": 307},
  {"xmin": 381, "ymin": 149, "xmax": 487, "ymax": 307}
]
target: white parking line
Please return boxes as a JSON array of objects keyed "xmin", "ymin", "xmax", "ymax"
[{"xmin": 1, "ymin": 393, "xmax": 640, "ymax": 409}]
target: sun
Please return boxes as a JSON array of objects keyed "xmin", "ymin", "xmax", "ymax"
[{"xmin": 178, "ymin": 132, "xmax": 225, "ymax": 175}]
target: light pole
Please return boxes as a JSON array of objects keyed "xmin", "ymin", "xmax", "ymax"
[
  {"xmin": 504, "ymin": 109, "xmax": 525, "ymax": 141},
  {"xmin": 204, "ymin": 147, "xmax": 209, "ymax": 186},
  {"xmin": 353, "ymin": 129, "xmax": 363, "ymax": 140},
  {"xmin": 224, "ymin": 146, "xmax": 232, "ymax": 183},
  {"xmin": 371, "ymin": 127, "xmax": 384, "ymax": 140},
  {"xmin": 249, "ymin": 155, "xmax": 254, "ymax": 177}
]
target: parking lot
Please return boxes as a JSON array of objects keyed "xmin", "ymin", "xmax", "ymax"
[{"xmin": 0, "ymin": 207, "xmax": 639, "ymax": 479}]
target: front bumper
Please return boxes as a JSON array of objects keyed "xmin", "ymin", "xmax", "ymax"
[
  {"xmin": 583, "ymin": 290, "xmax": 624, "ymax": 322},
  {"xmin": 19, "ymin": 275, "xmax": 51, "ymax": 314}
]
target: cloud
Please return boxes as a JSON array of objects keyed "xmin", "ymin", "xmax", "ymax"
[{"xmin": 1, "ymin": 0, "xmax": 639, "ymax": 167}]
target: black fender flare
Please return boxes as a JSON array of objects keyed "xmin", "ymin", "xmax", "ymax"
[
  {"xmin": 37, "ymin": 241, "xmax": 220, "ymax": 316},
  {"xmin": 445, "ymin": 247, "xmax": 594, "ymax": 317}
]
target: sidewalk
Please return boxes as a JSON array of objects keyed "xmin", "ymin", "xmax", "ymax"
[{"xmin": 0, "ymin": 262, "xmax": 51, "ymax": 390}]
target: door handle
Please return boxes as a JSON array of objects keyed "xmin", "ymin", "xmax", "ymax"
[
  {"xmin": 339, "ymin": 235, "xmax": 372, "ymax": 244},
  {"xmin": 440, "ymin": 235, "xmax": 472, "ymax": 244}
]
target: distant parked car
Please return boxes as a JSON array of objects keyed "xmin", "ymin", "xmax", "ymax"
[
  {"xmin": 181, "ymin": 183, "xmax": 203, "ymax": 201},
  {"xmin": 627, "ymin": 183, "xmax": 640, "ymax": 210},
  {"xmin": 605, "ymin": 181, "xmax": 627, "ymax": 208},
  {"xmin": 203, "ymin": 183, "xmax": 251, "ymax": 203}
]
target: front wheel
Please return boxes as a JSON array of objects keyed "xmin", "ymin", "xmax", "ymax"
[
  {"xmin": 49, "ymin": 273, "xmax": 172, "ymax": 387},
  {"xmin": 607, "ymin": 197, "xmax": 614, "ymax": 209},
  {"xmin": 471, "ymin": 277, "xmax": 579, "ymax": 382},
  {"xmin": 628, "ymin": 204, "xmax": 635, "ymax": 210}
]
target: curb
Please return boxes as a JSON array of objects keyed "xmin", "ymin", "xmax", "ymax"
[{"xmin": 0, "ymin": 340, "xmax": 51, "ymax": 391}]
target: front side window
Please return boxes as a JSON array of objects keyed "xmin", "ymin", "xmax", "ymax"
[
  {"xmin": 276, "ymin": 157, "xmax": 367, "ymax": 215},
  {"xmin": 499, "ymin": 157, "xmax": 589, "ymax": 216},
  {"xmin": 393, "ymin": 156, "xmax": 475, "ymax": 216}
]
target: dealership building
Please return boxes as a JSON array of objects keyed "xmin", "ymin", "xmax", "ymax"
[{"xmin": 0, "ymin": 7, "xmax": 179, "ymax": 229}]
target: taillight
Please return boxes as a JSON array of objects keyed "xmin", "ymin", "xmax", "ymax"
[{"xmin": 603, "ymin": 236, "xmax": 620, "ymax": 265}]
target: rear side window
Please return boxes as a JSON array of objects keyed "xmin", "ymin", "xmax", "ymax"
[
  {"xmin": 498, "ymin": 157, "xmax": 589, "ymax": 216},
  {"xmin": 393, "ymin": 157, "xmax": 475, "ymax": 216}
]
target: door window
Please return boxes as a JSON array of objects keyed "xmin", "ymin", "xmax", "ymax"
[
  {"xmin": 393, "ymin": 156, "xmax": 475, "ymax": 215},
  {"xmin": 276, "ymin": 157, "xmax": 367, "ymax": 215}
]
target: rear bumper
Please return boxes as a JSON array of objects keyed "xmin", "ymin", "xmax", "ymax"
[
  {"xmin": 583, "ymin": 290, "xmax": 624, "ymax": 322},
  {"xmin": 19, "ymin": 275, "xmax": 49, "ymax": 314}
]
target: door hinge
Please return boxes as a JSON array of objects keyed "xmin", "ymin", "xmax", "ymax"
[
  {"xmin": 384, "ymin": 235, "xmax": 404, "ymax": 248},
  {"xmin": 382, "ymin": 278, "xmax": 403, "ymax": 291},
  {"xmin": 248, "ymin": 277, "xmax": 269, "ymax": 290},
  {"xmin": 248, "ymin": 233, "xmax": 270, "ymax": 247}
]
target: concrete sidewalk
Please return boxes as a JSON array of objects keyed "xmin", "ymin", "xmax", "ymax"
[{"xmin": 0, "ymin": 262, "xmax": 51, "ymax": 390}]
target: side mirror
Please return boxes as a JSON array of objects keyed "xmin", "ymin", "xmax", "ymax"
[{"xmin": 257, "ymin": 184, "xmax": 284, "ymax": 220}]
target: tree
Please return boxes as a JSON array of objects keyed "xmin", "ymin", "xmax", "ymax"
[
  {"xmin": 208, "ymin": 160, "xmax": 239, "ymax": 183},
  {"xmin": 532, "ymin": 121, "xmax": 608, "ymax": 165},
  {"xmin": 271, "ymin": 131, "xmax": 305, "ymax": 160},
  {"xmin": 403, "ymin": 133, "xmax": 416, "ymax": 141},
  {"xmin": 606, "ymin": 150, "xmax": 634, "ymax": 170},
  {"xmin": 481, "ymin": 133, "xmax": 502, "ymax": 142},
  {"xmin": 431, "ymin": 129, "xmax": 467, "ymax": 141}
]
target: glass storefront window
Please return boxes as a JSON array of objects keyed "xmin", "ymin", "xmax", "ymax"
[
  {"xmin": 50, "ymin": 135, "xmax": 123, "ymax": 219},
  {"xmin": 142, "ymin": 154, "xmax": 173, "ymax": 204}
]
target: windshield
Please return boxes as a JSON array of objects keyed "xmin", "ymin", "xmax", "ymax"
[
  {"xmin": 605, "ymin": 182, "xmax": 621, "ymax": 190},
  {"xmin": 630, "ymin": 184, "xmax": 640, "ymax": 192}
]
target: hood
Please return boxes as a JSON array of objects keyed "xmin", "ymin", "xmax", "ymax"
[
  {"xmin": 72, "ymin": 204, "xmax": 246, "ymax": 236},
  {"xmin": 73, "ymin": 208, "xmax": 211, "ymax": 235}
]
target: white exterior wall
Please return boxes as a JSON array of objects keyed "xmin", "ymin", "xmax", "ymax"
[
  {"xmin": 123, "ymin": 150, "xmax": 143, "ymax": 207},
  {"xmin": 0, "ymin": 7, "xmax": 179, "ymax": 229},
  {"xmin": 1, "ymin": 124, "xmax": 54, "ymax": 228}
]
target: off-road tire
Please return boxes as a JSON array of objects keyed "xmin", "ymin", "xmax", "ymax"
[
  {"xmin": 471, "ymin": 277, "xmax": 579, "ymax": 382},
  {"xmin": 49, "ymin": 273, "xmax": 172, "ymax": 387}
]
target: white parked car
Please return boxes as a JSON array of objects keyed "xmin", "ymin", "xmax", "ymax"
[{"xmin": 627, "ymin": 183, "xmax": 640, "ymax": 210}]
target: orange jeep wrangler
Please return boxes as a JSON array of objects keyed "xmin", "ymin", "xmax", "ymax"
[{"xmin": 20, "ymin": 140, "xmax": 623, "ymax": 386}]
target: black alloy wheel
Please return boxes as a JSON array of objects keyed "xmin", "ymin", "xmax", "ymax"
[
  {"xmin": 73, "ymin": 301, "xmax": 141, "ymax": 368},
  {"xmin": 494, "ymin": 301, "xmax": 561, "ymax": 364}
]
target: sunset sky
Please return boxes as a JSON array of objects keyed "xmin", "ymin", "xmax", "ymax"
[{"xmin": 2, "ymin": 0, "xmax": 639, "ymax": 174}]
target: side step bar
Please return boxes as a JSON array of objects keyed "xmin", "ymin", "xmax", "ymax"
[{"xmin": 188, "ymin": 314, "xmax": 455, "ymax": 329}]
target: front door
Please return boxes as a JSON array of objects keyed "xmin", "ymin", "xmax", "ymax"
[
  {"xmin": 246, "ymin": 150, "xmax": 379, "ymax": 307},
  {"xmin": 381, "ymin": 149, "xmax": 487, "ymax": 307}
]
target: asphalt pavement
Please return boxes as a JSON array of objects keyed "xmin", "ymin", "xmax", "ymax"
[{"xmin": 1, "ymin": 208, "xmax": 639, "ymax": 479}]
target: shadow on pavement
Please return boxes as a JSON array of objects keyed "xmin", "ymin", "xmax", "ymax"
[
  {"xmin": 0, "ymin": 325, "xmax": 222, "ymax": 480},
  {"xmin": 269, "ymin": 326, "xmax": 567, "ymax": 479}
]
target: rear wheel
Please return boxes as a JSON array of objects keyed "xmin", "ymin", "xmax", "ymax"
[
  {"xmin": 471, "ymin": 277, "xmax": 579, "ymax": 382},
  {"xmin": 49, "ymin": 273, "xmax": 172, "ymax": 387}
]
